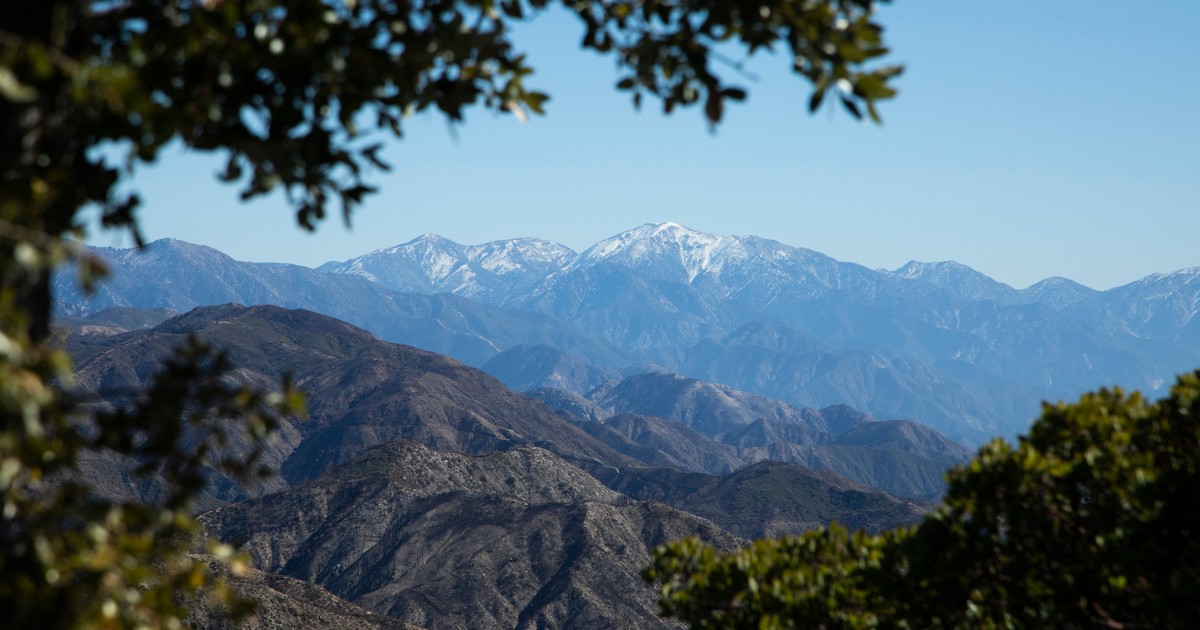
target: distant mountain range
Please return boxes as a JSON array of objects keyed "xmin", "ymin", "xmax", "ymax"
[
  {"xmin": 60, "ymin": 223, "xmax": 1200, "ymax": 443},
  {"xmin": 60, "ymin": 223, "xmax": 1200, "ymax": 628}
]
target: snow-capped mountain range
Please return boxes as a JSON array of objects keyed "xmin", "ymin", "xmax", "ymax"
[
  {"xmin": 318, "ymin": 234, "xmax": 574, "ymax": 302},
  {"xmin": 59, "ymin": 222, "xmax": 1200, "ymax": 444},
  {"xmin": 324, "ymin": 222, "xmax": 1114, "ymax": 311},
  {"xmin": 327, "ymin": 222, "xmax": 880, "ymax": 300}
]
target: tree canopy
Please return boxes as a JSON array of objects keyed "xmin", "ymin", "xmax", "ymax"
[
  {"xmin": 645, "ymin": 373, "xmax": 1200, "ymax": 628},
  {"xmin": 1, "ymin": 0, "xmax": 898, "ymax": 625}
]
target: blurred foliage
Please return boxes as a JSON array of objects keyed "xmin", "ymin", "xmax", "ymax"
[
  {"xmin": 645, "ymin": 374, "xmax": 1200, "ymax": 628},
  {"xmin": 2, "ymin": 0, "xmax": 896, "ymax": 625}
]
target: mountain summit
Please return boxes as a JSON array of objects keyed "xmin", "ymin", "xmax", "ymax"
[
  {"xmin": 569, "ymin": 222, "xmax": 741, "ymax": 284},
  {"xmin": 319, "ymin": 233, "xmax": 575, "ymax": 301},
  {"xmin": 889, "ymin": 260, "xmax": 1021, "ymax": 304}
]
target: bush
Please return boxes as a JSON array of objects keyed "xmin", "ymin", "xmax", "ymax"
[{"xmin": 646, "ymin": 373, "xmax": 1200, "ymax": 628}]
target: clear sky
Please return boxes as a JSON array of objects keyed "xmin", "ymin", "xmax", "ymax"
[{"xmin": 90, "ymin": 0, "xmax": 1200, "ymax": 290}]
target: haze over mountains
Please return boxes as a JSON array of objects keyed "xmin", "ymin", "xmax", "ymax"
[{"xmin": 62, "ymin": 222, "xmax": 1200, "ymax": 443}]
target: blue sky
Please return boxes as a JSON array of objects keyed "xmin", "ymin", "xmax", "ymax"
[{"xmin": 92, "ymin": 1, "xmax": 1200, "ymax": 290}]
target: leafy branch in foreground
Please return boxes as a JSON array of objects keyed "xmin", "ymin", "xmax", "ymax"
[
  {"xmin": 0, "ymin": 235, "xmax": 303, "ymax": 627},
  {"xmin": 646, "ymin": 373, "xmax": 1200, "ymax": 628}
]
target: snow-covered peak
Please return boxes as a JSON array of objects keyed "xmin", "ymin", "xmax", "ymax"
[
  {"xmin": 466, "ymin": 238, "xmax": 576, "ymax": 275},
  {"xmin": 364, "ymin": 233, "xmax": 462, "ymax": 259},
  {"xmin": 582, "ymin": 222, "xmax": 716, "ymax": 252},
  {"xmin": 1021, "ymin": 276, "xmax": 1097, "ymax": 295},
  {"xmin": 1108, "ymin": 267, "xmax": 1200, "ymax": 302},
  {"xmin": 888, "ymin": 259, "xmax": 1018, "ymax": 303},
  {"xmin": 319, "ymin": 234, "xmax": 574, "ymax": 297},
  {"xmin": 1019, "ymin": 276, "xmax": 1098, "ymax": 310},
  {"xmin": 1027, "ymin": 276, "xmax": 1082, "ymax": 288},
  {"xmin": 570, "ymin": 222, "xmax": 741, "ymax": 282},
  {"xmin": 893, "ymin": 260, "xmax": 970, "ymax": 280},
  {"xmin": 1133, "ymin": 267, "xmax": 1200, "ymax": 285},
  {"xmin": 110, "ymin": 238, "xmax": 238, "ymax": 271}
]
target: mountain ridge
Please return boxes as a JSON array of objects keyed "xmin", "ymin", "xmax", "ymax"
[
  {"xmin": 318, "ymin": 223, "xmax": 1200, "ymax": 441},
  {"xmin": 62, "ymin": 224, "xmax": 1200, "ymax": 443}
]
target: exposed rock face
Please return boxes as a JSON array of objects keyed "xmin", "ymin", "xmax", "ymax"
[{"xmin": 201, "ymin": 442, "xmax": 740, "ymax": 629}]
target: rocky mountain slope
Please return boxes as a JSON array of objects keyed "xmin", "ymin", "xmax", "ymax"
[
  {"xmin": 67, "ymin": 304, "xmax": 637, "ymax": 503},
  {"xmin": 200, "ymin": 441, "xmax": 741, "ymax": 629},
  {"xmin": 67, "ymin": 303, "xmax": 959, "ymax": 628}
]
